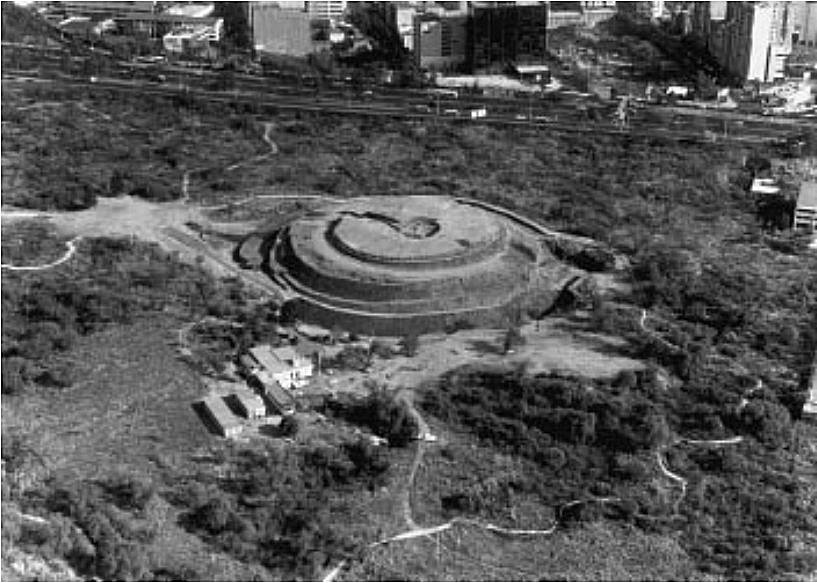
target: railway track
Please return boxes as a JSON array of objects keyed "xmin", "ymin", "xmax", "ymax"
[{"xmin": 3, "ymin": 70, "xmax": 801, "ymax": 146}]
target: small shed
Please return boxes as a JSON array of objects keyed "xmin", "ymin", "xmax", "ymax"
[
  {"xmin": 233, "ymin": 391, "xmax": 266, "ymax": 419},
  {"xmin": 794, "ymin": 182, "xmax": 817, "ymax": 232},
  {"xmin": 202, "ymin": 396, "xmax": 242, "ymax": 438}
]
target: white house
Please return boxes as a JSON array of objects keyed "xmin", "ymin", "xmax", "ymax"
[{"xmin": 248, "ymin": 345, "xmax": 313, "ymax": 390}]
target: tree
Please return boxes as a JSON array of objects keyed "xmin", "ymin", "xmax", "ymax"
[
  {"xmin": 280, "ymin": 415, "xmax": 300, "ymax": 437},
  {"xmin": 346, "ymin": 3, "xmax": 406, "ymax": 66},
  {"xmin": 214, "ymin": 2, "xmax": 250, "ymax": 51},
  {"xmin": 502, "ymin": 325, "xmax": 525, "ymax": 354}
]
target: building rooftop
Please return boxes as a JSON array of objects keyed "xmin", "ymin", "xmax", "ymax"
[
  {"xmin": 751, "ymin": 177, "xmax": 780, "ymax": 195},
  {"xmin": 203, "ymin": 396, "xmax": 241, "ymax": 429},
  {"xmin": 116, "ymin": 12, "xmax": 220, "ymax": 24},
  {"xmin": 798, "ymin": 182, "xmax": 817, "ymax": 208},
  {"xmin": 513, "ymin": 64, "xmax": 550, "ymax": 74},
  {"xmin": 234, "ymin": 390, "xmax": 265, "ymax": 411},
  {"xmin": 249, "ymin": 345, "xmax": 291, "ymax": 374}
]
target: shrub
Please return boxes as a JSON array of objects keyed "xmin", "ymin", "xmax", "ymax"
[{"xmin": 279, "ymin": 415, "xmax": 300, "ymax": 437}]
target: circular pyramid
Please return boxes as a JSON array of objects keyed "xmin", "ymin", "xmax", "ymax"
[{"xmin": 261, "ymin": 196, "xmax": 578, "ymax": 335}]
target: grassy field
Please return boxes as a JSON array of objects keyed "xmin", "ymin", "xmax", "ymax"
[{"xmin": 2, "ymin": 317, "xmax": 210, "ymax": 480}]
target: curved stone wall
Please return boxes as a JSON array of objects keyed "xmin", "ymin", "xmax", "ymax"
[{"xmin": 258, "ymin": 195, "xmax": 581, "ymax": 335}]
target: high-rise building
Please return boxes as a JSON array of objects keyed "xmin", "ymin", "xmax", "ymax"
[
  {"xmin": 413, "ymin": 11, "xmax": 468, "ymax": 70},
  {"xmin": 305, "ymin": 0, "xmax": 347, "ymax": 21},
  {"xmin": 691, "ymin": 1, "xmax": 794, "ymax": 82},
  {"xmin": 250, "ymin": 3, "xmax": 313, "ymax": 55},
  {"xmin": 468, "ymin": 3, "xmax": 548, "ymax": 70},
  {"xmin": 791, "ymin": 1, "xmax": 817, "ymax": 45}
]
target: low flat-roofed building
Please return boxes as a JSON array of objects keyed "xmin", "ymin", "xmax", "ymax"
[
  {"xmin": 512, "ymin": 63, "xmax": 551, "ymax": 85},
  {"xmin": 202, "ymin": 396, "xmax": 242, "ymax": 438},
  {"xmin": 794, "ymin": 181, "xmax": 817, "ymax": 232},
  {"xmin": 252, "ymin": 372, "xmax": 297, "ymax": 414},
  {"xmin": 247, "ymin": 344, "xmax": 314, "ymax": 389},
  {"xmin": 233, "ymin": 391, "xmax": 267, "ymax": 419}
]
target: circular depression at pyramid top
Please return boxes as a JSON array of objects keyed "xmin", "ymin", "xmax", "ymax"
[{"xmin": 296, "ymin": 196, "xmax": 505, "ymax": 267}]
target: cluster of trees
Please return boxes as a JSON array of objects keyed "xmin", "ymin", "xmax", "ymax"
[
  {"xmin": 326, "ymin": 386, "xmax": 419, "ymax": 447},
  {"xmin": 5, "ymin": 476, "xmax": 161, "ymax": 581},
  {"xmin": 423, "ymin": 359, "xmax": 815, "ymax": 578},
  {"xmin": 1, "ymin": 237, "xmax": 247, "ymax": 394},
  {"xmin": 175, "ymin": 439, "xmax": 389, "ymax": 579},
  {"xmin": 628, "ymin": 240, "xmax": 816, "ymax": 416}
]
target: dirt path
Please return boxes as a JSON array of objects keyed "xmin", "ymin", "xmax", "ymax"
[{"xmin": 1, "ymin": 236, "xmax": 81, "ymax": 271}]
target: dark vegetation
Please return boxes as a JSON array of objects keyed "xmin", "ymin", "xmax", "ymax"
[
  {"xmin": 170, "ymin": 440, "xmax": 389, "ymax": 579},
  {"xmin": 3, "ymin": 19, "xmax": 816, "ymax": 578},
  {"xmin": 422, "ymin": 357, "xmax": 816, "ymax": 578},
  {"xmin": 2, "ymin": 83, "xmax": 262, "ymax": 211},
  {"xmin": 326, "ymin": 387, "xmax": 419, "ymax": 447},
  {"xmin": 0, "ymin": 220, "xmax": 69, "ymax": 267},
  {"xmin": 1, "ymin": 237, "xmax": 249, "ymax": 394},
  {"xmin": 4, "ymin": 438, "xmax": 391, "ymax": 581}
]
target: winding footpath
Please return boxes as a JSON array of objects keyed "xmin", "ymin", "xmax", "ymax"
[{"xmin": 1, "ymin": 236, "xmax": 81, "ymax": 271}]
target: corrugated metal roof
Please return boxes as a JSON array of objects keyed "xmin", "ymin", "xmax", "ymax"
[{"xmin": 798, "ymin": 182, "xmax": 817, "ymax": 209}]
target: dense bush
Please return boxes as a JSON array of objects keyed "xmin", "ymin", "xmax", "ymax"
[
  {"xmin": 423, "ymin": 363, "xmax": 813, "ymax": 579},
  {"xmin": 1, "ymin": 237, "xmax": 245, "ymax": 391},
  {"xmin": 326, "ymin": 386, "xmax": 419, "ymax": 447},
  {"xmin": 176, "ymin": 440, "xmax": 389, "ymax": 579}
]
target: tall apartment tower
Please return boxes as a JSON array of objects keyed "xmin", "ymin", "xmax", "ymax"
[
  {"xmin": 305, "ymin": 0, "xmax": 347, "ymax": 22},
  {"xmin": 692, "ymin": 1, "xmax": 794, "ymax": 82},
  {"xmin": 791, "ymin": 1, "xmax": 817, "ymax": 45}
]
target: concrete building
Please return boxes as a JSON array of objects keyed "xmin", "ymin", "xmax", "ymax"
[
  {"xmin": 115, "ymin": 12, "xmax": 223, "ymax": 40},
  {"xmin": 253, "ymin": 373, "xmax": 297, "ymax": 414},
  {"xmin": 40, "ymin": 1, "xmax": 154, "ymax": 22},
  {"xmin": 469, "ymin": 3, "xmax": 548, "ymax": 70},
  {"xmin": 233, "ymin": 391, "xmax": 267, "ymax": 419},
  {"xmin": 617, "ymin": 0, "xmax": 665, "ymax": 20},
  {"xmin": 792, "ymin": 1, "xmax": 817, "ymax": 45},
  {"xmin": 202, "ymin": 396, "xmax": 242, "ymax": 438},
  {"xmin": 414, "ymin": 11, "xmax": 469, "ymax": 71},
  {"xmin": 162, "ymin": 20, "xmax": 223, "ymax": 54},
  {"xmin": 397, "ymin": 3, "xmax": 418, "ymax": 50},
  {"xmin": 306, "ymin": 0, "xmax": 347, "ymax": 22},
  {"xmin": 247, "ymin": 344, "xmax": 313, "ymax": 389},
  {"xmin": 581, "ymin": 0, "xmax": 617, "ymax": 27},
  {"xmin": 547, "ymin": 1, "xmax": 584, "ymax": 29},
  {"xmin": 794, "ymin": 181, "xmax": 817, "ymax": 232},
  {"xmin": 691, "ymin": 1, "xmax": 794, "ymax": 83},
  {"xmin": 250, "ymin": 3, "xmax": 313, "ymax": 56}
]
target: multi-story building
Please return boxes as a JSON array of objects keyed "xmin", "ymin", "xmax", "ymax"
[
  {"xmin": 305, "ymin": 0, "xmax": 347, "ymax": 22},
  {"xmin": 413, "ymin": 11, "xmax": 469, "ymax": 70},
  {"xmin": 616, "ymin": 0, "xmax": 665, "ymax": 21},
  {"xmin": 469, "ymin": 3, "xmax": 548, "ymax": 70},
  {"xmin": 791, "ymin": 1, "xmax": 817, "ymax": 45},
  {"xmin": 691, "ymin": 1, "xmax": 794, "ymax": 83},
  {"xmin": 39, "ymin": 1, "xmax": 155, "ymax": 23},
  {"xmin": 249, "ymin": 3, "xmax": 313, "ymax": 56},
  {"xmin": 546, "ymin": 1, "xmax": 584, "ymax": 29},
  {"xmin": 581, "ymin": 0, "xmax": 617, "ymax": 27}
]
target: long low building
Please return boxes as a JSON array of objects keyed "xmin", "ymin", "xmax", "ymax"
[
  {"xmin": 202, "ymin": 396, "xmax": 242, "ymax": 438},
  {"xmin": 794, "ymin": 182, "xmax": 817, "ymax": 232}
]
